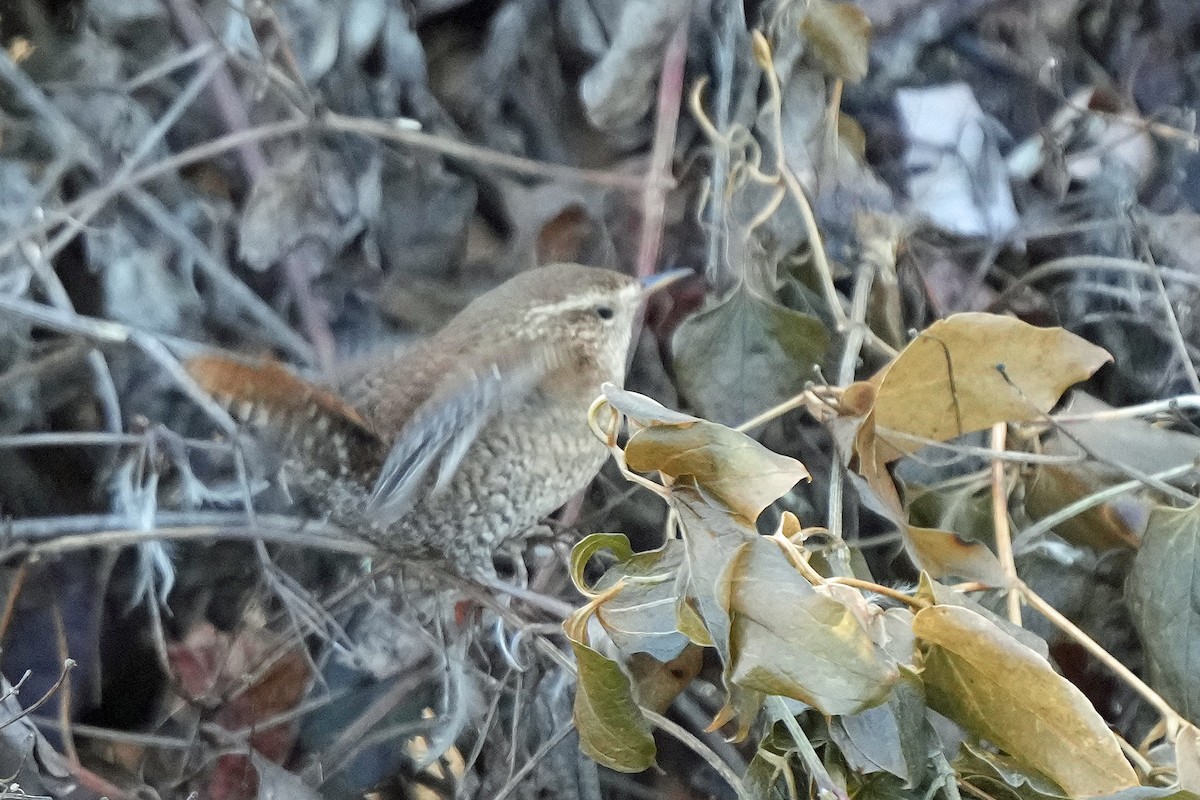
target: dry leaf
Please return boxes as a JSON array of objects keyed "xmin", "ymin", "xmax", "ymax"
[
  {"xmin": 844, "ymin": 313, "xmax": 1110, "ymax": 583},
  {"xmin": 721, "ymin": 537, "xmax": 898, "ymax": 716},
  {"xmin": 915, "ymin": 605, "xmax": 1138, "ymax": 796},
  {"xmin": 869, "ymin": 313, "xmax": 1112, "ymax": 459},
  {"xmin": 626, "ymin": 420, "xmax": 810, "ymax": 523},
  {"xmin": 853, "ymin": 414, "xmax": 1007, "ymax": 584},
  {"xmin": 800, "ymin": 0, "xmax": 872, "ymax": 83}
]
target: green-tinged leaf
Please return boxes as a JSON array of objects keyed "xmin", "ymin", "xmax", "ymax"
[
  {"xmin": 672, "ymin": 482, "xmax": 761, "ymax": 663},
  {"xmin": 850, "ymin": 772, "xmax": 928, "ymax": 800},
  {"xmin": 955, "ymin": 744, "xmax": 1198, "ymax": 800},
  {"xmin": 955, "ymin": 743, "xmax": 1067, "ymax": 799},
  {"xmin": 1128, "ymin": 503, "xmax": 1200, "ymax": 726},
  {"xmin": 569, "ymin": 533, "xmax": 691, "ymax": 662},
  {"xmin": 800, "ymin": 0, "xmax": 871, "ymax": 82},
  {"xmin": 570, "ymin": 532, "xmax": 634, "ymax": 595},
  {"xmin": 670, "ymin": 483, "xmax": 769, "ymax": 741},
  {"xmin": 869, "ymin": 313, "xmax": 1111, "ymax": 461},
  {"xmin": 831, "ymin": 670, "xmax": 927, "ymax": 786},
  {"xmin": 676, "ymin": 595, "xmax": 713, "ymax": 647},
  {"xmin": 744, "ymin": 722, "xmax": 798, "ymax": 800},
  {"xmin": 672, "ymin": 285, "xmax": 829, "ymax": 428},
  {"xmin": 593, "ymin": 540, "xmax": 691, "ymax": 662},
  {"xmin": 569, "ymin": 640, "xmax": 656, "ymax": 773},
  {"xmin": 914, "ymin": 605, "xmax": 1138, "ymax": 795},
  {"xmin": 744, "ymin": 750, "xmax": 791, "ymax": 800},
  {"xmin": 1024, "ymin": 464, "xmax": 1141, "ymax": 551},
  {"xmin": 906, "ymin": 480, "xmax": 995, "ymax": 548},
  {"xmin": 721, "ymin": 537, "xmax": 898, "ymax": 715},
  {"xmin": 626, "ymin": 420, "xmax": 810, "ymax": 523},
  {"xmin": 707, "ymin": 684, "xmax": 767, "ymax": 744},
  {"xmin": 846, "ymin": 313, "xmax": 1107, "ymax": 585},
  {"xmin": 665, "ymin": 481, "xmax": 779, "ymax": 739},
  {"xmin": 914, "ymin": 574, "xmax": 1048, "ymax": 658}
]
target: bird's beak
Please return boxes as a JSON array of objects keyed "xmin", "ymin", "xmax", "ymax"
[{"xmin": 638, "ymin": 267, "xmax": 693, "ymax": 299}]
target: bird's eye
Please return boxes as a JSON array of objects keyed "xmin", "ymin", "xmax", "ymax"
[{"xmin": 594, "ymin": 305, "xmax": 615, "ymax": 320}]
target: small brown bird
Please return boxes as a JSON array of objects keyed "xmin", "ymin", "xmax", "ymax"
[{"xmin": 187, "ymin": 263, "xmax": 688, "ymax": 573}]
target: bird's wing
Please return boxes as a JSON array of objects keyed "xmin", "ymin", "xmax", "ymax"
[{"xmin": 365, "ymin": 345, "xmax": 551, "ymax": 525}]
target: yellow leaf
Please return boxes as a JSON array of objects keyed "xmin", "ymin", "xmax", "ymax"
[
  {"xmin": 626, "ymin": 420, "xmax": 809, "ymax": 523},
  {"xmin": 721, "ymin": 538, "xmax": 897, "ymax": 716},
  {"xmin": 870, "ymin": 313, "xmax": 1111, "ymax": 459},
  {"xmin": 800, "ymin": 0, "xmax": 872, "ymax": 83},
  {"xmin": 915, "ymin": 605, "xmax": 1138, "ymax": 795}
]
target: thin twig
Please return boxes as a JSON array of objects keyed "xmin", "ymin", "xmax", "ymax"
[
  {"xmin": 49, "ymin": 601, "xmax": 78, "ymax": 765},
  {"xmin": 996, "ymin": 366, "xmax": 1199, "ymax": 505},
  {"xmin": 491, "ymin": 723, "xmax": 576, "ymax": 800},
  {"xmin": 0, "ymin": 658, "xmax": 75, "ymax": 733},
  {"xmin": 634, "ymin": 18, "xmax": 689, "ymax": 281},
  {"xmin": 164, "ymin": 0, "xmax": 338, "ymax": 369},
  {"xmin": 989, "ymin": 255, "xmax": 1200, "ymax": 310},
  {"xmin": 1012, "ymin": 461, "xmax": 1197, "ymax": 551},
  {"xmin": 829, "ymin": 255, "xmax": 880, "ymax": 539},
  {"xmin": 1050, "ymin": 394, "xmax": 1200, "ymax": 423},
  {"xmin": 322, "ymin": 113, "xmax": 657, "ymax": 192},
  {"xmin": 319, "ymin": 664, "xmax": 436, "ymax": 778},
  {"xmin": 18, "ymin": 239, "xmax": 123, "ymax": 437},
  {"xmin": 0, "ymin": 293, "xmax": 133, "ymax": 344},
  {"xmin": 644, "ymin": 708, "xmax": 753, "ymax": 800},
  {"xmin": 0, "ymin": 562, "xmax": 29, "ymax": 645},
  {"xmin": 875, "ymin": 427, "xmax": 1087, "ymax": 464},
  {"xmin": 0, "ymin": 49, "xmax": 313, "ymax": 362},
  {"xmin": 0, "ymin": 431, "xmax": 233, "ymax": 452},
  {"xmin": 0, "ymin": 293, "xmax": 239, "ymax": 435},
  {"xmin": 0, "ymin": 52, "xmax": 100, "ymax": 167},
  {"xmin": 31, "ymin": 716, "xmax": 194, "ymax": 749},
  {"xmin": 702, "ymin": 0, "xmax": 746, "ymax": 285},
  {"xmin": 824, "ymin": 577, "xmax": 925, "ymax": 610},
  {"xmin": 767, "ymin": 696, "xmax": 847, "ymax": 800},
  {"xmin": 1136, "ymin": 233, "xmax": 1200, "ymax": 393},
  {"xmin": 754, "ymin": 33, "xmax": 844, "ymax": 329},
  {"xmin": 0, "ymin": 513, "xmax": 368, "ymax": 559},
  {"xmin": 481, "ymin": 576, "xmax": 576, "ymax": 620},
  {"xmin": 122, "ymin": 187, "xmax": 315, "ymax": 362},
  {"xmin": 734, "ymin": 390, "xmax": 818, "ymax": 434},
  {"xmin": 124, "ymin": 40, "xmax": 218, "ymax": 90},
  {"xmin": 989, "ymin": 424, "xmax": 1021, "ymax": 625},
  {"xmin": 0, "ymin": 116, "xmax": 307, "ymax": 263},
  {"xmin": 19, "ymin": 51, "xmax": 226, "ymax": 274}
]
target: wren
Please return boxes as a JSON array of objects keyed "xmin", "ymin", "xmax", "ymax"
[{"xmin": 187, "ymin": 263, "xmax": 688, "ymax": 574}]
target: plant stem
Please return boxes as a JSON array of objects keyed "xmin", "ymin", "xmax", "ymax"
[{"xmin": 990, "ymin": 424, "xmax": 1021, "ymax": 625}]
